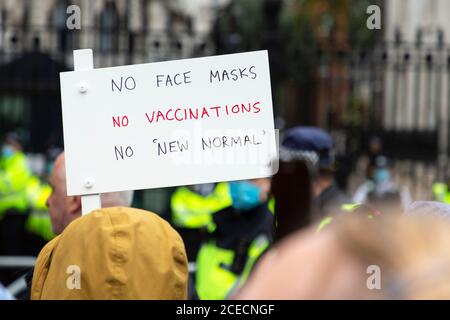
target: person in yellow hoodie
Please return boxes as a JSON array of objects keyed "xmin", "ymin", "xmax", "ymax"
[
  {"xmin": 29, "ymin": 152, "xmax": 188, "ymax": 299},
  {"xmin": 31, "ymin": 206, "xmax": 188, "ymax": 300}
]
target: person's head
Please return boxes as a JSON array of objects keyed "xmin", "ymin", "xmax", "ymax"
[
  {"xmin": 1, "ymin": 132, "xmax": 23, "ymax": 158},
  {"xmin": 31, "ymin": 207, "xmax": 188, "ymax": 300},
  {"xmin": 236, "ymin": 214, "xmax": 450, "ymax": 299},
  {"xmin": 369, "ymin": 135, "xmax": 382, "ymax": 155},
  {"xmin": 271, "ymin": 159, "xmax": 313, "ymax": 241},
  {"xmin": 280, "ymin": 126, "xmax": 335, "ymax": 197},
  {"xmin": 406, "ymin": 201, "xmax": 450, "ymax": 220},
  {"xmin": 46, "ymin": 152, "xmax": 134, "ymax": 234},
  {"xmin": 371, "ymin": 155, "xmax": 390, "ymax": 183}
]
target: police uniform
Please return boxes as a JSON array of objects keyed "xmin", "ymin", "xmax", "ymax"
[
  {"xmin": 195, "ymin": 201, "xmax": 273, "ymax": 300},
  {"xmin": 280, "ymin": 126, "xmax": 350, "ymax": 221},
  {"xmin": 171, "ymin": 181, "xmax": 274, "ymax": 300},
  {"xmin": 0, "ymin": 148, "xmax": 54, "ymax": 256},
  {"xmin": 170, "ymin": 183, "xmax": 232, "ymax": 262}
]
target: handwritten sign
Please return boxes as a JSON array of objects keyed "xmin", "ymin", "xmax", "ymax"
[{"xmin": 60, "ymin": 50, "xmax": 277, "ymax": 196}]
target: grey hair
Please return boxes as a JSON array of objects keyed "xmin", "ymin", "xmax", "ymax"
[
  {"xmin": 101, "ymin": 190, "xmax": 134, "ymax": 208},
  {"xmin": 406, "ymin": 201, "xmax": 450, "ymax": 220}
]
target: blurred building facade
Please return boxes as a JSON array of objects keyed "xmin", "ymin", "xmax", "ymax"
[
  {"xmin": 0, "ymin": 0, "xmax": 231, "ymax": 212},
  {"xmin": 0, "ymin": 0, "xmax": 231, "ymax": 151},
  {"xmin": 382, "ymin": 0, "xmax": 450, "ymax": 184},
  {"xmin": 0, "ymin": 0, "xmax": 449, "ymax": 202},
  {"xmin": 0, "ymin": 0, "xmax": 231, "ymax": 65},
  {"xmin": 383, "ymin": 0, "xmax": 450, "ymax": 132}
]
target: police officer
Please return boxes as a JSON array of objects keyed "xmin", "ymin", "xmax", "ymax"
[
  {"xmin": 0, "ymin": 133, "xmax": 33, "ymax": 255},
  {"xmin": 0, "ymin": 133, "xmax": 54, "ymax": 256},
  {"xmin": 170, "ymin": 183, "xmax": 233, "ymax": 261},
  {"xmin": 170, "ymin": 183, "xmax": 233, "ymax": 299},
  {"xmin": 0, "ymin": 133, "xmax": 30, "ymax": 217},
  {"xmin": 280, "ymin": 126, "xmax": 350, "ymax": 222},
  {"xmin": 194, "ymin": 178, "xmax": 273, "ymax": 300}
]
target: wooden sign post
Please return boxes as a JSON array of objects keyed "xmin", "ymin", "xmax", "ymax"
[{"xmin": 72, "ymin": 49, "xmax": 101, "ymax": 214}]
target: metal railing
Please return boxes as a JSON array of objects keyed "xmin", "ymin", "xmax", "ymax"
[{"xmin": 0, "ymin": 256, "xmax": 36, "ymax": 299}]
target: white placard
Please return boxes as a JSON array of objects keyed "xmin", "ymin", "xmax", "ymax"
[{"xmin": 60, "ymin": 50, "xmax": 277, "ymax": 196}]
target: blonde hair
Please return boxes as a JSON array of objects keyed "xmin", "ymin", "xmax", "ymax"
[
  {"xmin": 101, "ymin": 190, "xmax": 134, "ymax": 207},
  {"xmin": 334, "ymin": 214, "xmax": 450, "ymax": 299}
]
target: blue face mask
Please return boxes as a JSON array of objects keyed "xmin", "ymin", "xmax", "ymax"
[
  {"xmin": 374, "ymin": 168, "xmax": 390, "ymax": 183},
  {"xmin": 229, "ymin": 181, "xmax": 262, "ymax": 211},
  {"xmin": 1, "ymin": 146, "xmax": 15, "ymax": 159}
]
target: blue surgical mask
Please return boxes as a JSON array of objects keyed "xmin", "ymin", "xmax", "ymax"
[
  {"xmin": 229, "ymin": 181, "xmax": 262, "ymax": 211},
  {"xmin": 374, "ymin": 168, "xmax": 390, "ymax": 183},
  {"xmin": 1, "ymin": 146, "xmax": 15, "ymax": 159}
]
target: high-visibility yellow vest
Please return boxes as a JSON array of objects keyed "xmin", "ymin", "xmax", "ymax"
[
  {"xmin": 0, "ymin": 152, "xmax": 32, "ymax": 216},
  {"xmin": 432, "ymin": 183, "xmax": 450, "ymax": 203},
  {"xmin": 195, "ymin": 235, "xmax": 270, "ymax": 300},
  {"xmin": 236, "ymin": 235, "xmax": 270, "ymax": 286},
  {"xmin": 267, "ymin": 196, "xmax": 275, "ymax": 214},
  {"xmin": 0, "ymin": 151, "xmax": 55, "ymax": 240},
  {"xmin": 171, "ymin": 182, "xmax": 233, "ymax": 231},
  {"xmin": 25, "ymin": 210, "xmax": 55, "ymax": 241},
  {"xmin": 316, "ymin": 203, "xmax": 373, "ymax": 232},
  {"xmin": 26, "ymin": 176, "xmax": 51, "ymax": 211},
  {"xmin": 25, "ymin": 179, "xmax": 55, "ymax": 240}
]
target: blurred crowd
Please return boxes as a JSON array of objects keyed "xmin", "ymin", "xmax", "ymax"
[{"xmin": 1, "ymin": 124, "xmax": 450, "ymax": 300}]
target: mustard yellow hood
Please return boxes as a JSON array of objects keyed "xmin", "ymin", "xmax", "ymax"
[{"xmin": 31, "ymin": 207, "xmax": 188, "ymax": 299}]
